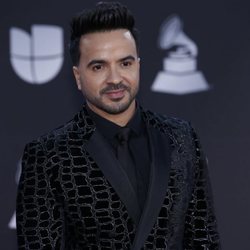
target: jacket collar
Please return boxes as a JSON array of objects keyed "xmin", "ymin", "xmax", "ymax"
[{"xmin": 75, "ymin": 105, "xmax": 173, "ymax": 247}]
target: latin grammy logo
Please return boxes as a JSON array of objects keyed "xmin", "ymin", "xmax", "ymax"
[{"xmin": 151, "ymin": 15, "xmax": 210, "ymax": 95}]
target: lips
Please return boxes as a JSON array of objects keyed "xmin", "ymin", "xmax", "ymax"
[{"xmin": 104, "ymin": 89, "xmax": 126, "ymax": 99}]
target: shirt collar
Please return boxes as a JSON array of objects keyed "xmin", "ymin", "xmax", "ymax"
[
  {"xmin": 86, "ymin": 102, "xmax": 143, "ymax": 142},
  {"xmin": 126, "ymin": 104, "xmax": 142, "ymax": 136}
]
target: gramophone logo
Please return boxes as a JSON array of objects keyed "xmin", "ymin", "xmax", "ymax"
[
  {"xmin": 151, "ymin": 15, "xmax": 209, "ymax": 95},
  {"xmin": 10, "ymin": 25, "xmax": 64, "ymax": 85},
  {"xmin": 8, "ymin": 159, "xmax": 22, "ymax": 229}
]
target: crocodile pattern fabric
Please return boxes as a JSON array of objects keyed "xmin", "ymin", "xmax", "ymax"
[{"xmin": 16, "ymin": 106, "xmax": 220, "ymax": 249}]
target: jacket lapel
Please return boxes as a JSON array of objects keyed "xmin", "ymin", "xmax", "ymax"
[
  {"xmin": 76, "ymin": 106, "xmax": 173, "ymax": 247},
  {"xmin": 132, "ymin": 125, "xmax": 173, "ymax": 250},
  {"xmin": 85, "ymin": 129, "xmax": 141, "ymax": 225}
]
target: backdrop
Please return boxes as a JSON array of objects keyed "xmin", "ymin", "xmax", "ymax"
[{"xmin": 1, "ymin": 0, "xmax": 250, "ymax": 249}]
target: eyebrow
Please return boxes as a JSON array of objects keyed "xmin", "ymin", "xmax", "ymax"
[
  {"xmin": 119, "ymin": 55, "xmax": 136, "ymax": 62},
  {"xmin": 87, "ymin": 55, "xmax": 136, "ymax": 68}
]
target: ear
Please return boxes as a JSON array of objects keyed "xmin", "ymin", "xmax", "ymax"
[
  {"xmin": 138, "ymin": 57, "xmax": 141, "ymax": 67},
  {"xmin": 73, "ymin": 66, "xmax": 82, "ymax": 90}
]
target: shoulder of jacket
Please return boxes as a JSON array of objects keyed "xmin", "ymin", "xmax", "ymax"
[
  {"xmin": 142, "ymin": 108, "xmax": 192, "ymax": 133},
  {"xmin": 25, "ymin": 108, "xmax": 94, "ymax": 150}
]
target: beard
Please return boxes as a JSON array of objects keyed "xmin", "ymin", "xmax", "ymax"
[{"xmin": 84, "ymin": 82, "xmax": 139, "ymax": 115}]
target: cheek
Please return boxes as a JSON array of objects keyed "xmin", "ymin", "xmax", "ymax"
[
  {"xmin": 126, "ymin": 68, "xmax": 140, "ymax": 85},
  {"xmin": 83, "ymin": 70, "xmax": 107, "ymax": 84},
  {"xmin": 80, "ymin": 75, "xmax": 104, "ymax": 95}
]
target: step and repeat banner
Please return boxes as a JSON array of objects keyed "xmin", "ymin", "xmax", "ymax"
[{"xmin": 1, "ymin": 1, "xmax": 250, "ymax": 249}]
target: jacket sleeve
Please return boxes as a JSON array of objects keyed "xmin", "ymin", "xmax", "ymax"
[
  {"xmin": 16, "ymin": 141, "xmax": 64, "ymax": 250},
  {"xmin": 183, "ymin": 125, "xmax": 221, "ymax": 249}
]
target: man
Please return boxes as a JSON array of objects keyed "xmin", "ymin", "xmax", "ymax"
[{"xmin": 16, "ymin": 2, "xmax": 220, "ymax": 249}]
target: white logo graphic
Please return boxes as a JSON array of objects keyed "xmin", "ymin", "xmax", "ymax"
[
  {"xmin": 151, "ymin": 15, "xmax": 210, "ymax": 95},
  {"xmin": 10, "ymin": 25, "xmax": 64, "ymax": 84},
  {"xmin": 8, "ymin": 159, "xmax": 22, "ymax": 229}
]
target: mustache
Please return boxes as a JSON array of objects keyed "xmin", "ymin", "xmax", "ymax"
[{"xmin": 100, "ymin": 82, "xmax": 130, "ymax": 95}]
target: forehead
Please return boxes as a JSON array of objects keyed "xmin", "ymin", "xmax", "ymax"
[{"xmin": 79, "ymin": 29, "xmax": 137, "ymax": 59}]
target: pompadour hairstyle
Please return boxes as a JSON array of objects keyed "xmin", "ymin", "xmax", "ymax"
[{"xmin": 69, "ymin": 1, "xmax": 139, "ymax": 66}]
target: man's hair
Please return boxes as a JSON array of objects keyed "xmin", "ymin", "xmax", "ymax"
[{"xmin": 69, "ymin": 2, "xmax": 139, "ymax": 66}]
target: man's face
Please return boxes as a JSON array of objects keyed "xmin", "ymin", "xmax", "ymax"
[{"xmin": 73, "ymin": 29, "xmax": 140, "ymax": 116}]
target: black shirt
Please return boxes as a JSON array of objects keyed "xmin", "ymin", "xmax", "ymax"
[{"xmin": 86, "ymin": 105, "xmax": 151, "ymax": 214}]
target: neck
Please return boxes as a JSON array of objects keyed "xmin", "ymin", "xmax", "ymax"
[{"xmin": 87, "ymin": 101, "xmax": 136, "ymax": 127}]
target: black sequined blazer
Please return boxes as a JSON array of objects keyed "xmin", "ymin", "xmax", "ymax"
[{"xmin": 16, "ymin": 106, "xmax": 220, "ymax": 250}]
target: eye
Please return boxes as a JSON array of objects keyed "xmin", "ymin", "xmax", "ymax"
[
  {"xmin": 92, "ymin": 64, "xmax": 103, "ymax": 71},
  {"xmin": 121, "ymin": 60, "xmax": 132, "ymax": 67}
]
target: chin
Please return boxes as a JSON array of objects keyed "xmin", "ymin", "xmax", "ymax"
[{"xmin": 103, "ymin": 100, "xmax": 134, "ymax": 115}]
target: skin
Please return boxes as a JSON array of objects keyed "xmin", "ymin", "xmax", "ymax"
[{"xmin": 73, "ymin": 29, "xmax": 140, "ymax": 126}]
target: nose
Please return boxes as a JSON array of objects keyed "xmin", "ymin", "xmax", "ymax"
[{"xmin": 106, "ymin": 66, "xmax": 122, "ymax": 84}]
